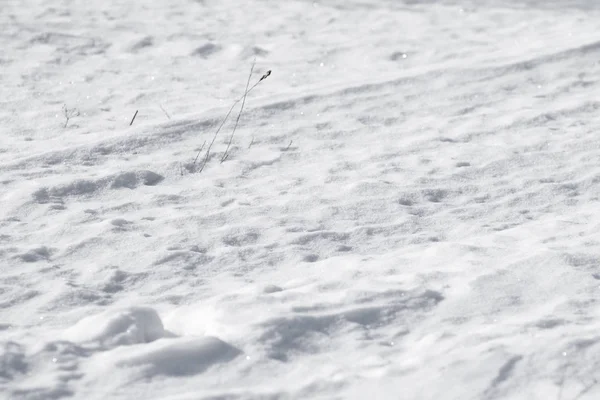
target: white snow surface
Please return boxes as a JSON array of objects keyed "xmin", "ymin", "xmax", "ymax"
[{"xmin": 2, "ymin": 0, "xmax": 600, "ymax": 398}]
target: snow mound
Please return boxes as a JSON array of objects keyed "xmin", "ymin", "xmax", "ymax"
[
  {"xmin": 63, "ymin": 307, "xmax": 165, "ymax": 348},
  {"xmin": 23, "ymin": 308, "xmax": 242, "ymax": 395},
  {"xmin": 101, "ymin": 336, "xmax": 240, "ymax": 377}
]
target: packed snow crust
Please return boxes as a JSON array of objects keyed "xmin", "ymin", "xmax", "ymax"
[{"xmin": 3, "ymin": 0, "xmax": 600, "ymax": 399}]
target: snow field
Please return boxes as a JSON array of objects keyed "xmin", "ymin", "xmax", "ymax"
[{"xmin": 3, "ymin": 0, "xmax": 600, "ymax": 399}]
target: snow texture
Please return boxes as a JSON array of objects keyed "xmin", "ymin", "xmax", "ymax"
[{"xmin": 2, "ymin": 0, "xmax": 600, "ymax": 399}]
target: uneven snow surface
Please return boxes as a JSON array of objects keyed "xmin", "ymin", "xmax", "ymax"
[{"xmin": 2, "ymin": 0, "xmax": 600, "ymax": 399}]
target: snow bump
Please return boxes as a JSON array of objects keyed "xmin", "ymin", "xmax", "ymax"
[{"xmin": 63, "ymin": 307, "xmax": 166, "ymax": 348}]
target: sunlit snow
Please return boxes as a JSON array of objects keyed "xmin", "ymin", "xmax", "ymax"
[{"xmin": 2, "ymin": 0, "xmax": 600, "ymax": 399}]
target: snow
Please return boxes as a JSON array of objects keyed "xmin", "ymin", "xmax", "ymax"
[
  {"xmin": 62, "ymin": 306, "xmax": 167, "ymax": 348},
  {"xmin": 3, "ymin": 0, "xmax": 600, "ymax": 398}
]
